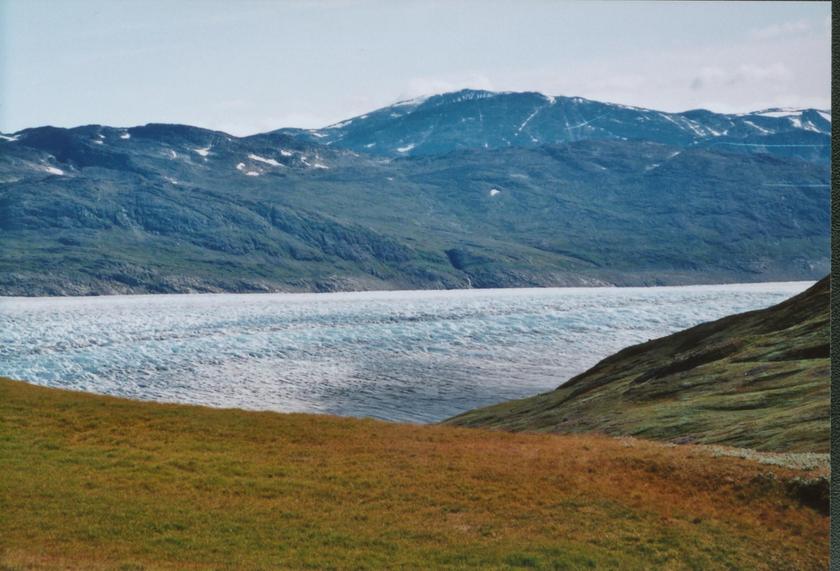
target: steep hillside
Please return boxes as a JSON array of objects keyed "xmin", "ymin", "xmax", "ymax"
[
  {"xmin": 0, "ymin": 377, "xmax": 828, "ymax": 570},
  {"xmin": 0, "ymin": 129, "xmax": 829, "ymax": 295},
  {"xmin": 447, "ymin": 277, "xmax": 830, "ymax": 453}
]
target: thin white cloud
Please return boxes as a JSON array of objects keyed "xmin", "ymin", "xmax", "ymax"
[
  {"xmin": 395, "ymin": 17, "xmax": 829, "ymax": 117},
  {"xmin": 750, "ymin": 19, "xmax": 811, "ymax": 41},
  {"xmin": 691, "ymin": 63, "xmax": 793, "ymax": 90}
]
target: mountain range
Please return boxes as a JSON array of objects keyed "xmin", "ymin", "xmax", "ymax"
[
  {"xmin": 0, "ymin": 90, "xmax": 830, "ymax": 295},
  {"xmin": 278, "ymin": 90, "xmax": 831, "ymax": 163}
]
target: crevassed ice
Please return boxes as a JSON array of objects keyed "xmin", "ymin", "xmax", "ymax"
[{"xmin": 0, "ymin": 282, "xmax": 811, "ymax": 423}]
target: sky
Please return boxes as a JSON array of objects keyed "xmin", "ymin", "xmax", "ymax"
[{"xmin": 0, "ymin": 0, "xmax": 831, "ymax": 135}]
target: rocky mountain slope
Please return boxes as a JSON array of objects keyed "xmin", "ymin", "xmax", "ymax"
[
  {"xmin": 276, "ymin": 89, "xmax": 831, "ymax": 163},
  {"xmin": 446, "ymin": 277, "xmax": 830, "ymax": 453},
  {"xmin": 0, "ymin": 91, "xmax": 830, "ymax": 295}
]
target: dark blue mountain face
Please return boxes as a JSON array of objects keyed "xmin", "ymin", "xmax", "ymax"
[
  {"xmin": 273, "ymin": 89, "xmax": 831, "ymax": 162},
  {"xmin": 0, "ymin": 90, "xmax": 830, "ymax": 295}
]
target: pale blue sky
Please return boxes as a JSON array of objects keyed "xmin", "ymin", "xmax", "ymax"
[{"xmin": 0, "ymin": 0, "xmax": 831, "ymax": 135}]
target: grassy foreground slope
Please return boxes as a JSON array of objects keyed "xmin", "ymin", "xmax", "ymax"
[
  {"xmin": 447, "ymin": 278, "xmax": 829, "ymax": 453},
  {"xmin": 0, "ymin": 378, "xmax": 829, "ymax": 570}
]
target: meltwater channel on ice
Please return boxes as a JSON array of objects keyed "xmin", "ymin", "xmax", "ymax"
[{"xmin": 0, "ymin": 282, "xmax": 810, "ymax": 423}]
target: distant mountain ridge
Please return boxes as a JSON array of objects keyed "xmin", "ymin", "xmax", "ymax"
[
  {"xmin": 0, "ymin": 90, "xmax": 830, "ymax": 295},
  {"xmin": 270, "ymin": 89, "xmax": 831, "ymax": 162},
  {"xmin": 4, "ymin": 89, "xmax": 831, "ymax": 162}
]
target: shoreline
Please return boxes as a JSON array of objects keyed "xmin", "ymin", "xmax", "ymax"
[{"xmin": 0, "ymin": 279, "xmax": 815, "ymax": 303}]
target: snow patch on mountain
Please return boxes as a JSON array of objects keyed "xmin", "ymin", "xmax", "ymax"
[
  {"xmin": 682, "ymin": 119, "xmax": 707, "ymax": 138},
  {"xmin": 327, "ymin": 119, "xmax": 353, "ymax": 130},
  {"xmin": 744, "ymin": 120, "xmax": 771, "ymax": 134},
  {"xmin": 447, "ymin": 91, "xmax": 498, "ymax": 104},
  {"xmin": 567, "ymin": 113, "xmax": 609, "ymax": 130},
  {"xmin": 658, "ymin": 113, "xmax": 685, "ymax": 131},
  {"xmin": 801, "ymin": 121, "xmax": 821, "ymax": 133},
  {"xmin": 517, "ymin": 107, "xmax": 542, "ymax": 134},
  {"xmin": 392, "ymin": 95, "xmax": 429, "ymax": 108},
  {"xmin": 248, "ymin": 153, "xmax": 282, "ymax": 167},
  {"xmin": 754, "ymin": 109, "xmax": 805, "ymax": 118}
]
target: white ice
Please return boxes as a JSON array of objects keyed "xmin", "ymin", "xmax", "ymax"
[
  {"xmin": 743, "ymin": 120, "xmax": 771, "ymax": 134},
  {"xmin": 248, "ymin": 154, "xmax": 282, "ymax": 167},
  {"xmin": 0, "ymin": 282, "xmax": 811, "ymax": 423}
]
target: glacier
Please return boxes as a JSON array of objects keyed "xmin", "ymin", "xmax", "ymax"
[{"xmin": 0, "ymin": 282, "xmax": 811, "ymax": 422}]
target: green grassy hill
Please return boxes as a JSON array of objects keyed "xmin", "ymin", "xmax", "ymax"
[
  {"xmin": 446, "ymin": 277, "xmax": 829, "ymax": 453},
  {"xmin": 0, "ymin": 377, "xmax": 828, "ymax": 570}
]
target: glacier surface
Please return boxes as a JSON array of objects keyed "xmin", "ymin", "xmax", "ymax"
[{"xmin": 0, "ymin": 282, "xmax": 811, "ymax": 422}]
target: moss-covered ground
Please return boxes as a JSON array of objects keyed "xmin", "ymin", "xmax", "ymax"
[{"xmin": 0, "ymin": 378, "xmax": 828, "ymax": 570}]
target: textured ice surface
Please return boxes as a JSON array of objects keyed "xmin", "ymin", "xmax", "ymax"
[{"xmin": 0, "ymin": 282, "xmax": 811, "ymax": 423}]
